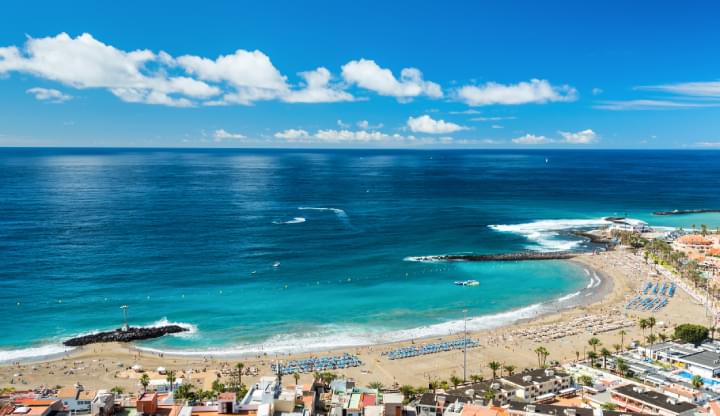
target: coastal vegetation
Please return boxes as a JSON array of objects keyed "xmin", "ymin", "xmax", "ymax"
[{"xmin": 674, "ymin": 324, "xmax": 710, "ymax": 346}]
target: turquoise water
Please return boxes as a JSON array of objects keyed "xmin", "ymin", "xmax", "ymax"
[{"xmin": 1, "ymin": 149, "xmax": 720, "ymax": 361}]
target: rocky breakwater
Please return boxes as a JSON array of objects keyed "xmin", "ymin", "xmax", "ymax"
[
  {"xmin": 653, "ymin": 209, "xmax": 720, "ymax": 216},
  {"xmin": 63, "ymin": 325, "xmax": 188, "ymax": 347},
  {"xmin": 407, "ymin": 251, "xmax": 577, "ymax": 263}
]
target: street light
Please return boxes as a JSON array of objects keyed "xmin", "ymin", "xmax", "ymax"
[{"xmin": 120, "ymin": 305, "xmax": 129, "ymax": 331}]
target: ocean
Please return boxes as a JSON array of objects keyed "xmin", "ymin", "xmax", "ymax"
[{"xmin": 1, "ymin": 148, "xmax": 720, "ymax": 361}]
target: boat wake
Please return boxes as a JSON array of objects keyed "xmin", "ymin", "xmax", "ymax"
[
  {"xmin": 273, "ymin": 217, "xmax": 306, "ymax": 224},
  {"xmin": 298, "ymin": 207, "xmax": 353, "ymax": 228}
]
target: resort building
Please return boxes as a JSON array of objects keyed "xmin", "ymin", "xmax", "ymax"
[
  {"xmin": 56, "ymin": 386, "xmax": 96, "ymax": 413},
  {"xmin": 505, "ymin": 401, "xmax": 641, "ymax": 416},
  {"xmin": 3, "ymin": 399, "xmax": 66, "ymax": 416},
  {"xmin": 673, "ymin": 235, "xmax": 716, "ymax": 253},
  {"xmin": 89, "ymin": 391, "xmax": 115, "ymax": 416},
  {"xmin": 500, "ymin": 369, "xmax": 573, "ymax": 403},
  {"xmin": 416, "ymin": 393, "xmax": 473, "ymax": 416},
  {"xmin": 640, "ymin": 341, "xmax": 720, "ymax": 379},
  {"xmin": 136, "ymin": 392, "xmax": 158, "ymax": 416},
  {"xmin": 609, "ymin": 385, "xmax": 697, "ymax": 416},
  {"xmin": 448, "ymin": 381, "xmax": 513, "ymax": 405}
]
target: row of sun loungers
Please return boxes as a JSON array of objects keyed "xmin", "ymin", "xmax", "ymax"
[
  {"xmin": 271, "ymin": 353, "xmax": 362, "ymax": 374},
  {"xmin": 382, "ymin": 338, "xmax": 479, "ymax": 360},
  {"xmin": 509, "ymin": 313, "xmax": 634, "ymax": 342}
]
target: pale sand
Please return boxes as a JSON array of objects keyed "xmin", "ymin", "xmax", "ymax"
[{"xmin": 1, "ymin": 248, "xmax": 711, "ymax": 392}]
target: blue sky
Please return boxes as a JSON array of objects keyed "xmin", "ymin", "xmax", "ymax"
[{"xmin": 1, "ymin": 0, "xmax": 720, "ymax": 148}]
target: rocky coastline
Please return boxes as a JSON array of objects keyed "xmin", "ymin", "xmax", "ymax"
[
  {"xmin": 63, "ymin": 325, "xmax": 188, "ymax": 347},
  {"xmin": 409, "ymin": 251, "xmax": 577, "ymax": 262},
  {"xmin": 653, "ymin": 209, "xmax": 720, "ymax": 216}
]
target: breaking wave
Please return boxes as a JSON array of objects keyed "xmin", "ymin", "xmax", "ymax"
[
  {"xmin": 0, "ymin": 344, "xmax": 75, "ymax": 363},
  {"xmin": 489, "ymin": 218, "xmax": 613, "ymax": 251}
]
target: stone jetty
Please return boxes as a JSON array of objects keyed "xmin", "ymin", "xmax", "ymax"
[
  {"xmin": 408, "ymin": 251, "xmax": 577, "ymax": 262},
  {"xmin": 63, "ymin": 325, "xmax": 188, "ymax": 346},
  {"xmin": 653, "ymin": 209, "xmax": 720, "ymax": 216}
]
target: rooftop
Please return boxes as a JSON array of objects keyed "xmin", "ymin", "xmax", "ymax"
[
  {"xmin": 612, "ymin": 385, "xmax": 696, "ymax": 413},
  {"xmin": 503, "ymin": 369, "xmax": 569, "ymax": 387}
]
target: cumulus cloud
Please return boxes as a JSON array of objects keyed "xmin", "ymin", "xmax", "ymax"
[
  {"xmin": 695, "ymin": 141, "xmax": 720, "ymax": 148},
  {"xmin": 0, "ymin": 32, "xmax": 352, "ymax": 107},
  {"xmin": 559, "ymin": 129, "xmax": 597, "ymax": 144},
  {"xmin": 0, "ymin": 33, "xmax": 220, "ymax": 107},
  {"xmin": 341, "ymin": 59, "xmax": 442, "ymax": 100},
  {"xmin": 26, "ymin": 87, "xmax": 72, "ymax": 103},
  {"xmin": 213, "ymin": 129, "xmax": 246, "ymax": 141},
  {"xmin": 512, "ymin": 134, "xmax": 551, "ymax": 145},
  {"xmin": 274, "ymin": 129, "xmax": 310, "ymax": 140},
  {"xmin": 456, "ymin": 79, "xmax": 577, "ymax": 106},
  {"xmin": 406, "ymin": 115, "xmax": 467, "ymax": 134},
  {"xmin": 470, "ymin": 116, "xmax": 516, "ymax": 122},
  {"xmin": 282, "ymin": 67, "xmax": 354, "ymax": 103},
  {"xmin": 356, "ymin": 120, "xmax": 383, "ymax": 130}
]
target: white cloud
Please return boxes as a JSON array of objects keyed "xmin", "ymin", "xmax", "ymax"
[
  {"xmin": 213, "ymin": 129, "xmax": 246, "ymax": 141},
  {"xmin": 314, "ymin": 129, "xmax": 393, "ymax": 142},
  {"xmin": 559, "ymin": 129, "xmax": 597, "ymax": 144},
  {"xmin": 406, "ymin": 115, "xmax": 467, "ymax": 134},
  {"xmin": 491, "ymin": 124, "xmax": 503, "ymax": 129},
  {"xmin": 341, "ymin": 59, "xmax": 442, "ymax": 100},
  {"xmin": 470, "ymin": 116, "xmax": 516, "ymax": 122},
  {"xmin": 26, "ymin": 87, "xmax": 72, "ymax": 103},
  {"xmin": 456, "ymin": 79, "xmax": 577, "ymax": 106},
  {"xmin": 592, "ymin": 88, "xmax": 603, "ymax": 95},
  {"xmin": 695, "ymin": 141, "xmax": 720, "ymax": 148},
  {"xmin": 357, "ymin": 120, "xmax": 383, "ymax": 130},
  {"xmin": 448, "ymin": 109, "xmax": 482, "ymax": 115},
  {"xmin": 594, "ymin": 99, "xmax": 718, "ymax": 110},
  {"xmin": 0, "ymin": 33, "xmax": 220, "ymax": 107},
  {"xmin": 512, "ymin": 134, "xmax": 551, "ymax": 145},
  {"xmin": 274, "ymin": 129, "xmax": 310, "ymax": 140},
  {"xmin": 282, "ymin": 67, "xmax": 354, "ymax": 103},
  {"xmin": 638, "ymin": 81, "xmax": 720, "ymax": 97}
]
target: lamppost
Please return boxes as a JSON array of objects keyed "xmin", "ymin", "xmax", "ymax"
[
  {"xmin": 120, "ymin": 305, "xmax": 129, "ymax": 331},
  {"xmin": 463, "ymin": 309, "xmax": 468, "ymax": 382}
]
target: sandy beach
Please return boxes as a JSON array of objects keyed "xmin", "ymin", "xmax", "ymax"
[{"xmin": 1, "ymin": 248, "xmax": 710, "ymax": 392}]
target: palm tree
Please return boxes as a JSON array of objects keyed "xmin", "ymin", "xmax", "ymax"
[
  {"xmin": 613, "ymin": 344, "xmax": 622, "ymax": 353},
  {"xmin": 587, "ymin": 351, "xmax": 598, "ymax": 367},
  {"xmin": 648, "ymin": 317, "xmax": 656, "ymax": 336},
  {"xmin": 400, "ymin": 385, "xmax": 415, "ymax": 402},
  {"xmin": 367, "ymin": 381, "xmax": 384, "ymax": 390},
  {"xmin": 646, "ymin": 334, "xmax": 657, "ymax": 347},
  {"xmin": 166, "ymin": 370, "xmax": 176, "ymax": 393},
  {"xmin": 575, "ymin": 351, "xmax": 580, "ymax": 362},
  {"xmin": 701, "ymin": 224, "xmax": 708, "ymax": 236},
  {"xmin": 449, "ymin": 375, "xmax": 462, "ymax": 389},
  {"xmin": 236, "ymin": 363, "xmax": 244, "ymax": 390},
  {"xmin": 483, "ymin": 389, "xmax": 495, "ymax": 405},
  {"xmin": 293, "ymin": 372, "xmax": 300, "ymax": 385},
  {"xmin": 140, "ymin": 373, "xmax": 150, "ymax": 392},
  {"xmin": 692, "ymin": 375, "xmax": 704, "ymax": 390},
  {"xmin": 534, "ymin": 347, "xmax": 549, "ymax": 368},
  {"xmin": 658, "ymin": 333, "xmax": 668, "ymax": 342},
  {"xmin": 600, "ymin": 348, "xmax": 611, "ymax": 369},
  {"xmin": 619, "ymin": 330, "xmax": 627, "ymax": 350},
  {"xmin": 503, "ymin": 365, "xmax": 516, "ymax": 376},
  {"xmin": 588, "ymin": 337, "xmax": 601, "ymax": 353},
  {"xmin": 488, "ymin": 361, "xmax": 501, "ymax": 379},
  {"xmin": 616, "ymin": 358, "xmax": 629, "ymax": 376},
  {"xmin": 469, "ymin": 374, "xmax": 483, "ymax": 383},
  {"xmin": 639, "ymin": 318, "xmax": 649, "ymax": 336}
]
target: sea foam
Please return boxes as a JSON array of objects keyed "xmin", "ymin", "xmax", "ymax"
[
  {"xmin": 489, "ymin": 218, "xmax": 613, "ymax": 251},
  {"xmin": 0, "ymin": 344, "xmax": 75, "ymax": 363}
]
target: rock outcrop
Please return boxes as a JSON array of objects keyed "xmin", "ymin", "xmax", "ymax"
[{"xmin": 63, "ymin": 325, "xmax": 188, "ymax": 346}]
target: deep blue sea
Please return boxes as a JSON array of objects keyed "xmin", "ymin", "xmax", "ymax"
[{"xmin": 2, "ymin": 148, "xmax": 720, "ymax": 361}]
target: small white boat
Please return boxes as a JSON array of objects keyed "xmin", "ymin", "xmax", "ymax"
[
  {"xmin": 454, "ymin": 279, "xmax": 479, "ymax": 287},
  {"xmin": 272, "ymin": 261, "xmax": 281, "ymax": 268}
]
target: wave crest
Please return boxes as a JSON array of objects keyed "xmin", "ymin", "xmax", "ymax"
[{"xmin": 489, "ymin": 218, "xmax": 612, "ymax": 251}]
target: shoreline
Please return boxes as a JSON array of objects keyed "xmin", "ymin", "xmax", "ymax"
[
  {"xmin": 1, "ymin": 255, "xmax": 611, "ymax": 364},
  {"xmin": 3, "ymin": 248, "xmax": 708, "ymax": 390}
]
